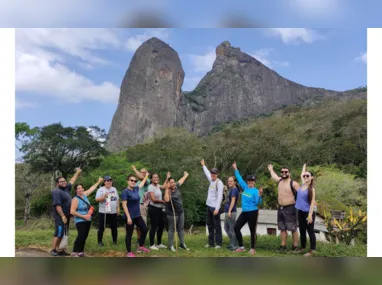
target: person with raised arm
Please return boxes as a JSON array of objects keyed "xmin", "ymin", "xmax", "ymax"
[
  {"xmin": 232, "ymin": 161, "xmax": 262, "ymax": 255},
  {"xmin": 164, "ymin": 171, "xmax": 190, "ymax": 252},
  {"xmin": 50, "ymin": 167, "xmax": 82, "ymax": 257},
  {"xmin": 267, "ymin": 164, "xmax": 300, "ymax": 253},
  {"xmin": 147, "ymin": 172, "xmax": 170, "ymax": 250},
  {"xmin": 70, "ymin": 177, "xmax": 104, "ymax": 257},
  {"xmin": 201, "ymin": 159, "xmax": 224, "ymax": 249},
  {"xmin": 121, "ymin": 173, "xmax": 151, "ymax": 257},
  {"xmin": 295, "ymin": 163, "xmax": 317, "ymax": 257},
  {"xmin": 223, "ymin": 176, "xmax": 240, "ymax": 251}
]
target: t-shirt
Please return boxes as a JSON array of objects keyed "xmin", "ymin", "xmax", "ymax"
[
  {"xmin": 224, "ymin": 187, "xmax": 239, "ymax": 213},
  {"xmin": 165, "ymin": 182, "xmax": 183, "ymax": 216},
  {"xmin": 121, "ymin": 186, "xmax": 141, "ymax": 219},
  {"xmin": 52, "ymin": 183, "xmax": 72, "ymax": 217},
  {"xmin": 138, "ymin": 178, "xmax": 151, "ymax": 204},
  {"xmin": 148, "ymin": 184, "xmax": 164, "ymax": 208},
  {"xmin": 96, "ymin": 186, "xmax": 119, "ymax": 214}
]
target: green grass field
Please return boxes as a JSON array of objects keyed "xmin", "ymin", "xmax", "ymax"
[{"xmin": 15, "ymin": 225, "xmax": 366, "ymax": 257}]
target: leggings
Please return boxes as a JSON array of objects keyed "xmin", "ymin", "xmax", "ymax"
[
  {"xmin": 234, "ymin": 210, "xmax": 259, "ymax": 249},
  {"xmin": 98, "ymin": 213, "xmax": 118, "ymax": 243},
  {"xmin": 125, "ymin": 216, "xmax": 148, "ymax": 252},
  {"xmin": 298, "ymin": 210, "xmax": 316, "ymax": 250},
  {"xmin": 72, "ymin": 221, "xmax": 91, "ymax": 253},
  {"xmin": 148, "ymin": 205, "xmax": 164, "ymax": 246}
]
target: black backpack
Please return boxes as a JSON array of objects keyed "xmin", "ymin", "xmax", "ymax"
[{"xmin": 278, "ymin": 179, "xmax": 297, "ymax": 201}]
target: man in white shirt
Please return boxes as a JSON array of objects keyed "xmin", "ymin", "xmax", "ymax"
[{"xmin": 201, "ymin": 159, "xmax": 224, "ymax": 249}]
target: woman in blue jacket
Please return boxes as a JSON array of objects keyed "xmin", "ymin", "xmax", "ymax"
[{"xmin": 232, "ymin": 161, "xmax": 263, "ymax": 255}]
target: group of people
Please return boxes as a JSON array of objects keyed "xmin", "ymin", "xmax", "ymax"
[{"xmin": 49, "ymin": 160, "xmax": 317, "ymax": 258}]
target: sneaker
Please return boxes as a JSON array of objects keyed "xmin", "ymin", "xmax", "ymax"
[
  {"xmin": 137, "ymin": 246, "xmax": 150, "ymax": 253},
  {"xmin": 226, "ymin": 245, "xmax": 233, "ymax": 250},
  {"xmin": 277, "ymin": 245, "xmax": 287, "ymax": 253},
  {"xmin": 249, "ymin": 249, "xmax": 256, "ymax": 255},
  {"xmin": 127, "ymin": 252, "xmax": 136, "ymax": 257},
  {"xmin": 58, "ymin": 250, "xmax": 70, "ymax": 256},
  {"xmin": 157, "ymin": 244, "xmax": 167, "ymax": 249},
  {"xmin": 98, "ymin": 242, "xmax": 104, "ymax": 247},
  {"xmin": 50, "ymin": 249, "xmax": 59, "ymax": 257},
  {"xmin": 150, "ymin": 245, "xmax": 159, "ymax": 250},
  {"xmin": 232, "ymin": 246, "xmax": 238, "ymax": 251},
  {"xmin": 170, "ymin": 246, "xmax": 176, "ymax": 252},
  {"xmin": 304, "ymin": 250, "xmax": 315, "ymax": 257},
  {"xmin": 235, "ymin": 247, "xmax": 245, "ymax": 252},
  {"xmin": 71, "ymin": 252, "xmax": 79, "ymax": 257},
  {"xmin": 180, "ymin": 244, "xmax": 190, "ymax": 251},
  {"xmin": 215, "ymin": 245, "xmax": 221, "ymax": 249},
  {"xmin": 78, "ymin": 252, "xmax": 85, "ymax": 257},
  {"xmin": 205, "ymin": 244, "xmax": 214, "ymax": 248}
]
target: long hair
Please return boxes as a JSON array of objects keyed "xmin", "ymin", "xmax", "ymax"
[
  {"xmin": 150, "ymin": 173, "xmax": 160, "ymax": 185},
  {"xmin": 307, "ymin": 172, "xmax": 314, "ymax": 204}
]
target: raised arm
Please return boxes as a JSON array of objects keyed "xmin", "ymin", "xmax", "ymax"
[
  {"xmin": 132, "ymin": 165, "xmax": 145, "ymax": 180},
  {"xmin": 138, "ymin": 172, "xmax": 149, "ymax": 189},
  {"xmin": 300, "ymin": 163, "xmax": 307, "ymax": 184},
  {"xmin": 267, "ymin": 164, "xmax": 280, "ymax": 182},
  {"xmin": 160, "ymin": 172, "xmax": 171, "ymax": 190},
  {"xmin": 178, "ymin": 171, "xmax": 189, "ymax": 186},
  {"xmin": 164, "ymin": 187, "xmax": 170, "ymax": 203},
  {"xmin": 69, "ymin": 167, "xmax": 82, "ymax": 185},
  {"xmin": 201, "ymin": 159, "xmax": 212, "ymax": 182},
  {"xmin": 232, "ymin": 161, "xmax": 247, "ymax": 189},
  {"xmin": 84, "ymin": 177, "xmax": 104, "ymax": 196}
]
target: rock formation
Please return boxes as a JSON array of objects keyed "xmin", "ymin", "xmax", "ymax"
[{"xmin": 106, "ymin": 38, "xmax": 366, "ymax": 152}]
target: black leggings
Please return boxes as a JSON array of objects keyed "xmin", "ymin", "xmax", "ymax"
[
  {"xmin": 298, "ymin": 210, "xmax": 316, "ymax": 250},
  {"xmin": 148, "ymin": 205, "xmax": 164, "ymax": 246},
  {"xmin": 98, "ymin": 213, "xmax": 118, "ymax": 243},
  {"xmin": 73, "ymin": 221, "xmax": 91, "ymax": 253},
  {"xmin": 126, "ymin": 216, "xmax": 148, "ymax": 252},
  {"xmin": 234, "ymin": 210, "xmax": 259, "ymax": 249}
]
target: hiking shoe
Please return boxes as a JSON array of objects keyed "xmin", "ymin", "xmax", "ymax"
[
  {"xmin": 277, "ymin": 245, "xmax": 287, "ymax": 253},
  {"xmin": 170, "ymin": 246, "xmax": 176, "ymax": 252},
  {"xmin": 58, "ymin": 250, "xmax": 70, "ymax": 256},
  {"xmin": 71, "ymin": 252, "xmax": 79, "ymax": 257},
  {"xmin": 215, "ymin": 245, "xmax": 221, "ymax": 249},
  {"xmin": 205, "ymin": 244, "xmax": 214, "ymax": 248},
  {"xmin": 127, "ymin": 252, "xmax": 136, "ymax": 258},
  {"xmin": 137, "ymin": 246, "xmax": 150, "ymax": 253},
  {"xmin": 98, "ymin": 242, "xmax": 104, "ymax": 247},
  {"xmin": 304, "ymin": 250, "xmax": 315, "ymax": 257},
  {"xmin": 235, "ymin": 247, "xmax": 245, "ymax": 252},
  {"xmin": 150, "ymin": 245, "xmax": 159, "ymax": 250},
  {"xmin": 78, "ymin": 252, "xmax": 85, "ymax": 257},
  {"xmin": 249, "ymin": 249, "xmax": 256, "ymax": 255},
  {"xmin": 50, "ymin": 249, "xmax": 59, "ymax": 257},
  {"xmin": 180, "ymin": 244, "xmax": 190, "ymax": 251},
  {"xmin": 157, "ymin": 244, "xmax": 167, "ymax": 249}
]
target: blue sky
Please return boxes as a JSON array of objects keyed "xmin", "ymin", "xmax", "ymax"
[{"xmin": 15, "ymin": 28, "xmax": 366, "ymax": 140}]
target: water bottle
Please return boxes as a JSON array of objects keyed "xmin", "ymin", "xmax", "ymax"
[{"xmin": 87, "ymin": 206, "xmax": 94, "ymax": 216}]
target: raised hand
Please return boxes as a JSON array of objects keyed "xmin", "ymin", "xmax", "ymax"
[
  {"xmin": 200, "ymin": 159, "xmax": 205, "ymax": 166},
  {"xmin": 75, "ymin": 167, "xmax": 82, "ymax": 173},
  {"xmin": 98, "ymin": 177, "xmax": 104, "ymax": 183},
  {"xmin": 267, "ymin": 164, "xmax": 273, "ymax": 172},
  {"xmin": 167, "ymin": 171, "xmax": 171, "ymax": 179},
  {"xmin": 232, "ymin": 161, "xmax": 237, "ymax": 170},
  {"xmin": 184, "ymin": 171, "xmax": 189, "ymax": 176},
  {"xmin": 131, "ymin": 165, "xmax": 137, "ymax": 170}
]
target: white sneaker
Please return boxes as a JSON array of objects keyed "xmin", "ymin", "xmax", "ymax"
[
  {"xmin": 150, "ymin": 245, "xmax": 159, "ymax": 250},
  {"xmin": 215, "ymin": 245, "xmax": 221, "ymax": 249},
  {"xmin": 170, "ymin": 246, "xmax": 176, "ymax": 252},
  {"xmin": 180, "ymin": 244, "xmax": 190, "ymax": 251},
  {"xmin": 205, "ymin": 244, "xmax": 213, "ymax": 248},
  {"xmin": 157, "ymin": 244, "xmax": 167, "ymax": 249}
]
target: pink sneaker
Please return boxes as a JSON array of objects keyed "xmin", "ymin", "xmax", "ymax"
[
  {"xmin": 78, "ymin": 252, "xmax": 85, "ymax": 257},
  {"xmin": 137, "ymin": 246, "xmax": 150, "ymax": 253},
  {"xmin": 127, "ymin": 252, "xmax": 136, "ymax": 257},
  {"xmin": 71, "ymin": 252, "xmax": 79, "ymax": 257},
  {"xmin": 235, "ymin": 247, "xmax": 245, "ymax": 252},
  {"xmin": 249, "ymin": 249, "xmax": 256, "ymax": 255}
]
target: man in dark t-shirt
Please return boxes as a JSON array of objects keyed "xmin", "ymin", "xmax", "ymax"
[
  {"xmin": 164, "ymin": 172, "xmax": 190, "ymax": 252},
  {"xmin": 50, "ymin": 168, "xmax": 82, "ymax": 257}
]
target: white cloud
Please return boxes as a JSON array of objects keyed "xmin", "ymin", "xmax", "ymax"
[
  {"xmin": 267, "ymin": 28, "xmax": 325, "ymax": 44},
  {"xmin": 250, "ymin": 48, "xmax": 289, "ymax": 68},
  {"xmin": 189, "ymin": 48, "xmax": 216, "ymax": 72},
  {"xmin": 125, "ymin": 29, "xmax": 170, "ymax": 52},
  {"xmin": 288, "ymin": 0, "xmax": 343, "ymax": 18},
  {"xmin": 15, "ymin": 29, "xmax": 121, "ymax": 105},
  {"xmin": 355, "ymin": 52, "xmax": 367, "ymax": 64}
]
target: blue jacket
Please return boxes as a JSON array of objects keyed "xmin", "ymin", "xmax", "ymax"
[{"xmin": 234, "ymin": 170, "xmax": 262, "ymax": 212}]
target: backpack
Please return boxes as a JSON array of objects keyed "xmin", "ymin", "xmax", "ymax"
[
  {"xmin": 214, "ymin": 179, "xmax": 226, "ymax": 213},
  {"xmin": 278, "ymin": 178, "xmax": 297, "ymax": 201}
]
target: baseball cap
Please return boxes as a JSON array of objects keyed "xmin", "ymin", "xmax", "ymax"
[
  {"xmin": 210, "ymin": 168, "xmax": 219, "ymax": 174},
  {"xmin": 104, "ymin": 176, "xmax": 112, "ymax": 181},
  {"xmin": 246, "ymin": 174, "xmax": 256, "ymax": 181}
]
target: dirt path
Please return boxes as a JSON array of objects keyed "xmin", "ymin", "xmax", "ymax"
[{"xmin": 15, "ymin": 247, "xmax": 52, "ymax": 257}]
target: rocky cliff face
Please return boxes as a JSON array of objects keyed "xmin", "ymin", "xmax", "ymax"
[{"xmin": 106, "ymin": 38, "xmax": 366, "ymax": 152}]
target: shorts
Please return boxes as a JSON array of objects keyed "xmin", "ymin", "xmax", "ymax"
[
  {"xmin": 53, "ymin": 214, "xmax": 70, "ymax": 238},
  {"xmin": 277, "ymin": 205, "xmax": 297, "ymax": 232},
  {"xmin": 136, "ymin": 204, "xmax": 148, "ymax": 228}
]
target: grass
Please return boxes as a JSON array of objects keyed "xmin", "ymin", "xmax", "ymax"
[{"xmin": 15, "ymin": 224, "xmax": 366, "ymax": 257}]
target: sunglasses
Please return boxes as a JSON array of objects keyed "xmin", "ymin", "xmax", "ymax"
[
  {"xmin": 303, "ymin": 175, "xmax": 311, "ymax": 178},
  {"xmin": 281, "ymin": 171, "xmax": 289, "ymax": 174},
  {"xmin": 129, "ymin": 179, "xmax": 137, "ymax": 183}
]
